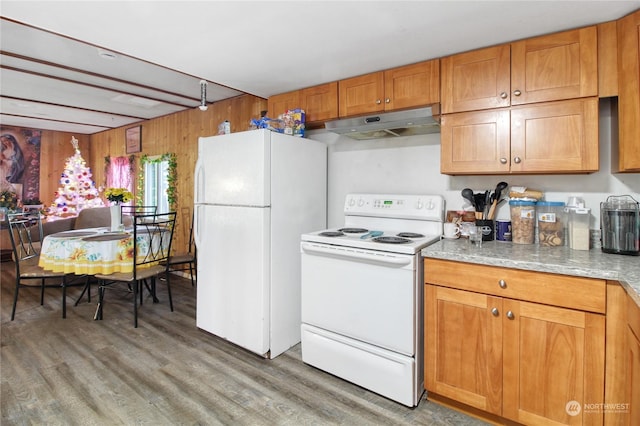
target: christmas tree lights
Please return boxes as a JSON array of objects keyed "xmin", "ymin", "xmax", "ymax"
[{"xmin": 50, "ymin": 136, "xmax": 104, "ymax": 216}]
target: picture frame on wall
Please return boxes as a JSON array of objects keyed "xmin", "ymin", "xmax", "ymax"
[{"xmin": 125, "ymin": 126, "xmax": 142, "ymax": 154}]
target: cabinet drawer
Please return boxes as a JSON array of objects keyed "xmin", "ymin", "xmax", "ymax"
[{"xmin": 424, "ymin": 258, "xmax": 606, "ymax": 313}]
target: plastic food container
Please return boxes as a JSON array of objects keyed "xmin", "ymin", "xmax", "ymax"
[
  {"xmin": 509, "ymin": 200, "xmax": 537, "ymax": 244},
  {"xmin": 569, "ymin": 208, "xmax": 591, "ymax": 250},
  {"xmin": 536, "ymin": 201, "xmax": 566, "ymax": 246}
]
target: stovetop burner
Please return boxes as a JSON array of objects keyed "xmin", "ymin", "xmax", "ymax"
[
  {"xmin": 319, "ymin": 231, "xmax": 344, "ymax": 237},
  {"xmin": 338, "ymin": 227, "xmax": 368, "ymax": 234},
  {"xmin": 397, "ymin": 232, "xmax": 424, "ymax": 239},
  {"xmin": 373, "ymin": 236, "xmax": 411, "ymax": 244}
]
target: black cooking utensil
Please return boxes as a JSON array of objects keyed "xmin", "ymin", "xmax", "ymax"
[
  {"xmin": 484, "ymin": 190, "xmax": 491, "ymax": 218},
  {"xmin": 461, "ymin": 188, "xmax": 475, "ymax": 209},
  {"xmin": 488, "ymin": 181, "xmax": 509, "ymax": 219},
  {"xmin": 474, "ymin": 193, "xmax": 485, "ymax": 212},
  {"xmin": 494, "ymin": 181, "xmax": 508, "ymax": 201}
]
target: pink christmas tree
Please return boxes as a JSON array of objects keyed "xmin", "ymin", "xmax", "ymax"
[{"xmin": 50, "ymin": 136, "xmax": 104, "ymax": 216}]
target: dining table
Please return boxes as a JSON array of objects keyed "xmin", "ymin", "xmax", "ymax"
[{"xmin": 38, "ymin": 227, "xmax": 158, "ymax": 275}]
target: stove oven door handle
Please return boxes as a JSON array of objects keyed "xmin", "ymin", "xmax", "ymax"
[{"xmin": 301, "ymin": 242, "xmax": 412, "ymax": 267}]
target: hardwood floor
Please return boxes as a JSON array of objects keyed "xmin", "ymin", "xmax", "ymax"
[{"xmin": 1, "ymin": 263, "xmax": 487, "ymax": 425}]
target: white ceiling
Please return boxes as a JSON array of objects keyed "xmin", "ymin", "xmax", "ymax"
[{"xmin": 1, "ymin": 1, "xmax": 639, "ymax": 135}]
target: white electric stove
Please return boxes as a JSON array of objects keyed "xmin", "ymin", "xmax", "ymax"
[{"xmin": 300, "ymin": 193, "xmax": 444, "ymax": 407}]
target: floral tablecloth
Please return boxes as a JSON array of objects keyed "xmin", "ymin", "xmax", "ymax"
[{"xmin": 39, "ymin": 227, "xmax": 143, "ymax": 275}]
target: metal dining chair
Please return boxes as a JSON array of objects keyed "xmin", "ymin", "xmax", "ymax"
[
  {"xmin": 120, "ymin": 205, "xmax": 157, "ymax": 226},
  {"xmin": 162, "ymin": 210, "xmax": 196, "ymax": 286},
  {"xmin": 94, "ymin": 211, "xmax": 177, "ymax": 327},
  {"xmin": 6, "ymin": 211, "xmax": 81, "ymax": 319}
]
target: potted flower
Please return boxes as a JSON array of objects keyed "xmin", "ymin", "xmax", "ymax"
[
  {"xmin": 104, "ymin": 187, "xmax": 133, "ymax": 205},
  {"xmin": 104, "ymin": 187, "xmax": 133, "ymax": 231},
  {"xmin": 0, "ymin": 190, "xmax": 18, "ymax": 210},
  {"xmin": 0, "ymin": 190, "xmax": 18, "ymax": 221}
]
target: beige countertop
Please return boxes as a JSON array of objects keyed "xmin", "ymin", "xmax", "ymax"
[{"xmin": 421, "ymin": 239, "xmax": 640, "ymax": 307}]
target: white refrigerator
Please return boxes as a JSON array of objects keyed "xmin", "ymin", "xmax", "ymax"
[{"xmin": 194, "ymin": 129, "xmax": 327, "ymax": 359}]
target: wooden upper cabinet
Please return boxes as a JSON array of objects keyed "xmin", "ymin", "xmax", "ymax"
[
  {"xmin": 299, "ymin": 82, "xmax": 338, "ymax": 124},
  {"xmin": 598, "ymin": 21, "xmax": 619, "ymax": 97},
  {"xmin": 510, "ymin": 98, "xmax": 599, "ymax": 173},
  {"xmin": 383, "ymin": 60, "xmax": 440, "ymax": 111},
  {"xmin": 339, "ymin": 59, "xmax": 440, "ymax": 117},
  {"xmin": 441, "ymin": 97, "xmax": 599, "ymax": 175},
  {"xmin": 617, "ymin": 9, "xmax": 640, "ymax": 172},
  {"xmin": 440, "ymin": 108, "xmax": 511, "ymax": 174},
  {"xmin": 441, "ymin": 44, "xmax": 511, "ymax": 114},
  {"xmin": 267, "ymin": 82, "xmax": 339, "ymax": 126},
  {"xmin": 511, "ymin": 26, "xmax": 598, "ymax": 105},
  {"xmin": 442, "ymin": 26, "xmax": 598, "ymax": 114},
  {"xmin": 441, "ymin": 26, "xmax": 600, "ymax": 175},
  {"xmin": 338, "ymin": 71, "xmax": 385, "ymax": 117},
  {"xmin": 267, "ymin": 90, "xmax": 299, "ymax": 118}
]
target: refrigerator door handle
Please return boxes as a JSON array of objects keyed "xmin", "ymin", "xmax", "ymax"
[
  {"xmin": 194, "ymin": 157, "xmax": 204, "ymax": 249},
  {"xmin": 194, "ymin": 204, "xmax": 202, "ymax": 249},
  {"xmin": 194, "ymin": 157, "xmax": 204, "ymax": 205}
]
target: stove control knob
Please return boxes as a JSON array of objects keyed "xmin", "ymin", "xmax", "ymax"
[
  {"xmin": 348, "ymin": 198, "xmax": 355, "ymax": 207},
  {"xmin": 358, "ymin": 199, "xmax": 365, "ymax": 207},
  {"xmin": 426, "ymin": 199, "xmax": 435, "ymax": 210},
  {"xmin": 416, "ymin": 200, "xmax": 424, "ymax": 209}
]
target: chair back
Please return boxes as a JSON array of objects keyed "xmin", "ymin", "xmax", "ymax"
[
  {"xmin": 6, "ymin": 211, "xmax": 43, "ymax": 262},
  {"xmin": 180, "ymin": 207, "xmax": 195, "ymax": 254},
  {"xmin": 121, "ymin": 205, "xmax": 157, "ymax": 224},
  {"xmin": 132, "ymin": 212, "xmax": 176, "ymax": 277}
]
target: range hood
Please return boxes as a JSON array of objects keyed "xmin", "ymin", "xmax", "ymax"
[{"xmin": 325, "ymin": 105, "xmax": 440, "ymax": 140}]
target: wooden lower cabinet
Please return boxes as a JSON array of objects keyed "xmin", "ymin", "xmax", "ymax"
[
  {"xmin": 425, "ymin": 259, "xmax": 606, "ymax": 425},
  {"xmin": 628, "ymin": 294, "xmax": 640, "ymax": 425},
  {"xmin": 425, "ymin": 285, "xmax": 503, "ymax": 414},
  {"xmin": 502, "ymin": 299, "xmax": 604, "ymax": 425}
]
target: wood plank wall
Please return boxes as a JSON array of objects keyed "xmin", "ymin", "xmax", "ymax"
[
  {"xmin": 13, "ymin": 94, "xmax": 266, "ymax": 254},
  {"xmin": 88, "ymin": 94, "xmax": 267, "ymax": 253}
]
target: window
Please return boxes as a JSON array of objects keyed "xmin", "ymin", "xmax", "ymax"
[
  {"xmin": 138, "ymin": 153, "xmax": 177, "ymax": 213},
  {"xmin": 142, "ymin": 156, "xmax": 169, "ymax": 213}
]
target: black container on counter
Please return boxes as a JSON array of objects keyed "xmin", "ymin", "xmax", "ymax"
[
  {"xmin": 600, "ymin": 195, "xmax": 640, "ymax": 256},
  {"xmin": 476, "ymin": 219, "xmax": 494, "ymax": 241}
]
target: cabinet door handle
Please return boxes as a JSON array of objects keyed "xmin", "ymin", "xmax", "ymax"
[
  {"xmin": 513, "ymin": 156, "xmax": 522, "ymax": 164},
  {"xmin": 506, "ymin": 311, "xmax": 515, "ymax": 320},
  {"xmin": 513, "ymin": 89, "xmax": 522, "ymax": 96},
  {"xmin": 500, "ymin": 158, "xmax": 508, "ymax": 164},
  {"xmin": 500, "ymin": 92, "xmax": 508, "ymax": 99},
  {"xmin": 491, "ymin": 308, "xmax": 500, "ymax": 317},
  {"xmin": 498, "ymin": 279, "xmax": 507, "ymax": 289},
  {"xmin": 375, "ymin": 99, "xmax": 382, "ymax": 105},
  {"xmin": 385, "ymin": 98, "xmax": 390, "ymax": 104}
]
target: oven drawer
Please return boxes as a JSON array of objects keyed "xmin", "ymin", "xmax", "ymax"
[
  {"xmin": 301, "ymin": 324, "xmax": 419, "ymax": 407},
  {"xmin": 301, "ymin": 242, "xmax": 417, "ymax": 355}
]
